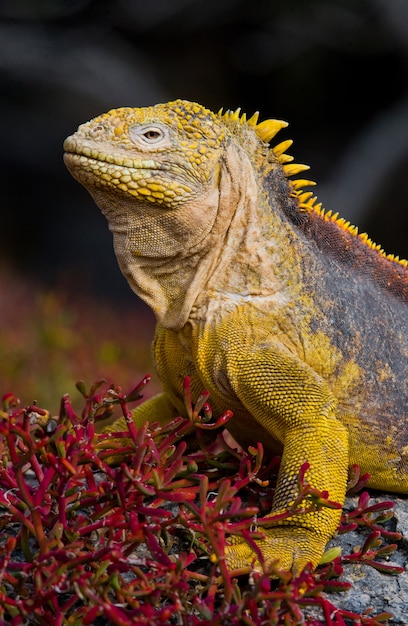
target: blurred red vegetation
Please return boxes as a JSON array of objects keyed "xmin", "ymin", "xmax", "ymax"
[{"xmin": 0, "ymin": 267, "xmax": 157, "ymax": 410}]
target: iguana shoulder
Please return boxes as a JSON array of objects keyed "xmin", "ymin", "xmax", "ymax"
[{"xmin": 64, "ymin": 100, "xmax": 408, "ymax": 575}]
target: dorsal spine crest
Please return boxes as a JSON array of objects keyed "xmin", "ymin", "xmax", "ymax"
[{"xmin": 217, "ymin": 107, "xmax": 407, "ymax": 270}]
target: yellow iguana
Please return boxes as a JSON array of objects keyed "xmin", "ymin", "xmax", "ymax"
[{"xmin": 63, "ymin": 100, "xmax": 408, "ymax": 575}]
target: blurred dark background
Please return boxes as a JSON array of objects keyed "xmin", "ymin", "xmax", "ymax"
[
  {"xmin": 0, "ymin": 0, "xmax": 407, "ymax": 405},
  {"xmin": 1, "ymin": 0, "xmax": 408, "ymax": 301}
]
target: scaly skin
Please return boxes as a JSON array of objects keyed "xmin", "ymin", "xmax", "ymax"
[{"xmin": 63, "ymin": 100, "xmax": 408, "ymax": 574}]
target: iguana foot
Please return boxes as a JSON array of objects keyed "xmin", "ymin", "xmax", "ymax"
[{"xmin": 225, "ymin": 527, "xmax": 328, "ymax": 575}]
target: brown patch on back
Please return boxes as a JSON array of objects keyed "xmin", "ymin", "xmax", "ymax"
[
  {"xmin": 301, "ymin": 208, "xmax": 408, "ymax": 302},
  {"xmin": 271, "ymin": 173, "xmax": 408, "ymax": 303}
]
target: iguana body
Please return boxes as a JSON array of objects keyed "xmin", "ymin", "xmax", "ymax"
[{"xmin": 64, "ymin": 100, "xmax": 408, "ymax": 574}]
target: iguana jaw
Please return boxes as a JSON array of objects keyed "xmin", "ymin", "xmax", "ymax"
[{"xmin": 63, "ymin": 148, "xmax": 196, "ymax": 211}]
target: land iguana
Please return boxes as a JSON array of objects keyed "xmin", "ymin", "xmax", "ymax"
[{"xmin": 63, "ymin": 100, "xmax": 408, "ymax": 575}]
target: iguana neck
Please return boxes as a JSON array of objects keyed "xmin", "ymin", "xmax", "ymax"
[
  {"xmin": 89, "ymin": 185, "xmax": 220, "ymax": 329},
  {"xmin": 191, "ymin": 172, "xmax": 297, "ymax": 322}
]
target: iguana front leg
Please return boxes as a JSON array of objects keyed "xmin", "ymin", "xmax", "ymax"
[
  {"xmin": 224, "ymin": 344, "xmax": 349, "ymax": 574},
  {"xmin": 102, "ymin": 392, "xmax": 182, "ymax": 435}
]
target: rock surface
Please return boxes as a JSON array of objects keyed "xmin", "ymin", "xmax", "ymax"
[{"xmin": 325, "ymin": 494, "xmax": 408, "ymax": 624}]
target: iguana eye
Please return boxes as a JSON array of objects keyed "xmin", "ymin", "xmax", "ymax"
[
  {"xmin": 143, "ymin": 129, "xmax": 162, "ymax": 141},
  {"xmin": 129, "ymin": 124, "xmax": 169, "ymax": 148}
]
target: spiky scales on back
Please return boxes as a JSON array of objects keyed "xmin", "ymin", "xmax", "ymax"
[{"xmin": 64, "ymin": 99, "xmax": 408, "ymax": 575}]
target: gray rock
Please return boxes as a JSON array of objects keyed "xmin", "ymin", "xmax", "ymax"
[{"xmin": 324, "ymin": 494, "xmax": 408, "ymax": 624}]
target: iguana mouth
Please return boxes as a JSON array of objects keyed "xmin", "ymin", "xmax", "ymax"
[
  {"xmin": 63, "ymin": 137, "xmax": 163, "ymax": 172},
  {"xmin": 63, "ymin": 151, "xmax": 191, "ymax": 202},
  {"xmin": 63, "ymin": 151, "xmax": 157, "ymax": 184}
]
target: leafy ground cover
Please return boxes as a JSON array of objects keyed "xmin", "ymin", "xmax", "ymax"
[{"xmin": 0, "ymin": 376, "xmax": 403, "ymax": 626}]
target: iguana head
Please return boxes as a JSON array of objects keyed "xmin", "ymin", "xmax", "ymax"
[
  {"xmin": 63, "ymin": 99, "xmax": 289, "ymax": 208},
  {"xmin": 64, "ymin": 101, "xmax": 226, "ymax": 210},
  {"xmin": 63, "ymin": 100, "xmax": 295, "ymax": 238}
]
